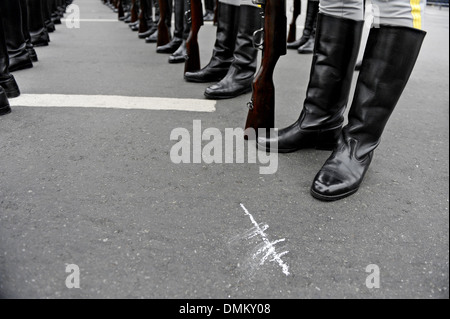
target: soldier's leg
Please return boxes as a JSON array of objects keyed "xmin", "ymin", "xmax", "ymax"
[
  {"xmin": 42, "ymin": 0, "xmax": 56, "ymax": 33},
  {"xmin": 20, "ymin": 0, "xmax": 39, "ymax": 63},
  {"xmin": 145, "ymin": 0, "xmax": 172, "ymax": 44},
  {"xmin": 373, "ymin": 0, "xmax": 426, "ymax": 29},
  {"xmin": 184, "ymin": 0, "xmax": 240, "ymax": 83},
  {"xmin": 0, "ymin": 17, "xmax": 13, "ymax": 115},
  {"xmin": 28, "ymin": 0, "xmax": 50, "ymax": 47},
  {"xmin": 139, "ymin": 0, "xmax": 158, "ymax": 38},
  {"xmin": 203, "ymin": 0, "xmax": 261, "ymax": 99},
  {"xmin": 319, "ymin": 0, "xmax": 364, "ymax": 21},
  {"xmin": 258, "ymin": 1, "xmax": 364, "ymax": 152},
  {"xmin": 0, "ymin": 0, "xmax": 34, "ymax": 72},
  {"xmin": 157, "ymin": 0, "xmax": 185, "ymax": 54},
  {"xmin": 311, "ymin": 0, "xmax": 427, "ymax": 201},
  {"xmin": 298, "ymin": 0, "xmax": 320, "ymax": 54},
  {"xmin": 204, "ymin": 0, "xmax": 215, "ymax": 21},
  {"xmin": 168, "ymin": 0, "xmax": 192, "ymax": 63},
  {"xmin": 288, "ymin": 0, "xmax": 319, "ymax": 50},
  {"xmin": 0, "ymin": 12, "xmax": 20, "ymax": 100}
]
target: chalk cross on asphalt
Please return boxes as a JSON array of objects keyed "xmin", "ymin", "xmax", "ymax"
[{"xmin": 240, "ymin": 203, "xmax": 290, "ymax": 276}]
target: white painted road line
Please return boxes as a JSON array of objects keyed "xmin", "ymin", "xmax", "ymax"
[{"xmin": 10, "ymin": 94, "xmax": 217, "ymax": 113}]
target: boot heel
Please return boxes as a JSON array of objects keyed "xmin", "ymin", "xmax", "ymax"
[
  {"xmin": 315, "ymin": 127, "xmax": 341, "ymax": 150},
  {"xmin": 0, "ymin": 76, "xmax": 21, "ymax": 99}
]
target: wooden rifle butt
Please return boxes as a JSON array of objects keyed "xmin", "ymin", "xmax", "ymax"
[{"xmin": 157, "ymin": 0, "xmax": 171, "ymax": 46}]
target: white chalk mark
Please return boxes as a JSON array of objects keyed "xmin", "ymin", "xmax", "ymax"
[
  {"xmin": 240, "ymin": 203, "xmax": 290, "ymax": 276},
  {"xmin": 247, "ymin": 224, "xmax": 269, "ymax": 240},
  {"xmin": 10, "ymin": 94, "xmax": 216, "ymax": 113}
]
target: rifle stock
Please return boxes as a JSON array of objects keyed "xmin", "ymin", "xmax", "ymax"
[
  {"xmin": 245, "ymin": 0, "xmax": 287, "ymax": 137},
  {"xmin": 130, "ymin": 0, "xmax": 139, "ymax": 23},
  {"xmin": 287, "ymin": 0, "xmax": 301, "ymax": 43},
  {"xmin": 157, "ymin": 0, "xmax": 171, "ymax": 47},
  {"xmin": 184, "ymin": 0, "xmax": 204, "ymax": 73}
]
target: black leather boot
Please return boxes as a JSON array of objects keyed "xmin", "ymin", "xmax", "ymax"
[
  {"xmin": 287, "ymin": 0, "xmax": 318, "ymax": 50},
  {"xmin": 157, "ymin": 0, "xmax": 184, "ymax": 53},
  {"xmin": 51, "ymin": 0, "xmax": 63, "ymax": 25},
  {"xmin": 20, "ymin": 0, "xmax": 39, "ymax": 62},
  {"xmin": 0, "ymin": 16, "xmax": 20, "ymax": 98},
  {"xmin": 138, "ymin": 0, "xmax": 157, "ymax": 37},
  {"xmin": 298, "ymin": 32, "xmax": 315, "ymax": 54},
  {"xmin": 0, "ymin": 13, "xmax": 13, "ymax": 113},
  {"xmin": 204, "ymin": 5, "xmax": 261, "ymax": 99},
  {"xmin": 311, "ymin": 26, "xmax": 426, "ymax": 201},
  {"xmin": 257, "ymin": 14, "xmax": 363, "ymax": 153},
  {"xmin": 297, "ymin": 1, "xmax": 318, "ymax": 54},
  {"xmin": 42, "ymin": 0, "xmax": 56, "ymax": 33},
  {"xmin": 0, "ymin": 0, "xmax": 34, "ymax": 72},
  {"xmin": 0, "ymin": 87, "xmax": 11, "ymax": 116},
  {"xmin": 28, "ymin": 0, "xmax": 50, "ymax": 47},
  {"xmin": 168, "ymin": 0, "xmax": 190, "ymax": 63},
  {"xmin": 145, "ymin": 30, "xmax": 159, "ymax": 43},
  {"xmin": 146, "ymin": 0, "xmax": 171, "ymax": 43},
  {"xmin": 184, "ymin": 1, "xmax": 239, "ymax": 83},
  {"xmin": 169, "ymin": 40, "xmax": 187, "ymax": 63}
]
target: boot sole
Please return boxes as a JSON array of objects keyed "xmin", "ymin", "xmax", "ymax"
[
  {"xmin": 9, "ymin": 61, "xmax": 34, "ymax": 73},
  {"xmin": 4, "ymin": 89, "xmax": 21, "ymax": 99},
  {"xmin": 0, "ymin": 106, "xmax": 12, "ymax": 116},
  {"xmin": 310, "ymin": 187, "xmax": 359, "ymax": 202},
  {"xmin": 256, "ymin": 143, "xmax": 335, "ymax": 154}
]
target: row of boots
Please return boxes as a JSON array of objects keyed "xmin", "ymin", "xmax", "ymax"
[
  {"xmin": 287, "ymin": 0, "xmax": 319, "ymax": 54},
  {"xmin": 105, "ymin": 0, "xmax": 262, "ymax": 100},
  {"xmin": 258, "ymin": 13, "xmax": 426, "ymax": 201},
  {"xmin": 184, "ymin": 1, "xmax": 261, "ymax": 100},
  {"xmin": 104, "ymin": 0, "xmax": 186, "ymax": 63},
  {"xmin": 0, "ymin": 0, "xmax": 74, "ymax": 117}
]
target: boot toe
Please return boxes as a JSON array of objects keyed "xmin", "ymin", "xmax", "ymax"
[
  {"xmin": 204, "ymin": 82, "xmax": 252, "ymax": 100},
  {"xmin": 311, "ymin": 170, "xmax": 356, "ymax": 201}
]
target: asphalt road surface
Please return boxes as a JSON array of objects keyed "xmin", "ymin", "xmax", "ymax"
[{"xmin": 0, "ymin": 0, "xmax": 448, "ymax": 299}]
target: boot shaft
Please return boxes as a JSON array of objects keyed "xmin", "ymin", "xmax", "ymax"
[
  {"xmin": 304, "ymin": 0, "xmax": 319, "ymax": 36},
  {"xmin": 301, "ymin": 13, "xmax": 363, "ymax": 130},
  {"xmin": 346, "ymin": 25, "xmax": 426, "ymax": 158},
  {"xmin": 173, "ymin": 0, "xmax": 187, "ymax": 39},
  {"xmin": 0, "ymin": 15, "xmax": 10, "ymax": 76},
  {"xmin": 229, "ymin": 4, "xmax": 261, "ymax": 73},
  {"xmin": 209, "ymin": 1, "xmax": 240, "ymax": 68},
  {"xmin": 0, "ymin": 0, "xmax": 26, "ymax": 51}
]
